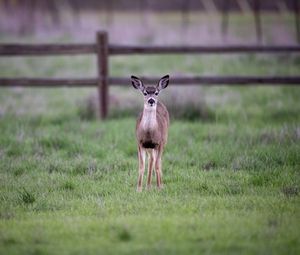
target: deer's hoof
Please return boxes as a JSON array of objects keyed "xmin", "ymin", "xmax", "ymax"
[
  {"xmin": 137, "ymin": 187, "xmax": 142, "ymax": 192},
  {"xmin": 157, "ymin": 185, "xmax": 164, "ymax": 191}
]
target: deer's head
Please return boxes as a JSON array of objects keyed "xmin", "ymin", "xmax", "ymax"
[{"xmin": 131, "ymin": 75, "xmax": 169, "ymax": 109}]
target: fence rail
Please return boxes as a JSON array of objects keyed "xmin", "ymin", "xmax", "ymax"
[
  {"xmin": 0, "ymin": 31, "xmax": 300, "ymax": 119},
  {"xmin": 2, "ymin": 76, "xmax": 300, "ymax": 87},
  {"xmin": 0, "ymin": 44, "xmax": 96, "ymax": 56},
  {"xmin": 1, "ymin": 44, "xmax": 300, "ymax": 56}
]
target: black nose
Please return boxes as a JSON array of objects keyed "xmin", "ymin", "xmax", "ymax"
[{"xmin": 148, "ymin": 98, "xmax": 155, "ymax": 105}]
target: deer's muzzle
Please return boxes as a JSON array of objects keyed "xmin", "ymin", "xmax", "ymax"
[{"xmin": 148, "ymin": 98, "xmax": 155, "ymax": 106}]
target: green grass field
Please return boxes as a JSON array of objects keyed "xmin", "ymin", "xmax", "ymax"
[{"xmin": 0, "ymin": 49, "xmax": 300, "ymax": 255}]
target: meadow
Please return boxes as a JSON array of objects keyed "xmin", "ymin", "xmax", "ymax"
[{"xmin": 0, "ymin": 13, "xmax": 300, "ymax": 254}]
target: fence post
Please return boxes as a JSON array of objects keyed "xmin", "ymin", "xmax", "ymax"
[{"xmin": 96, "ymin": 31, "xmax": 109, "ymax": 119}]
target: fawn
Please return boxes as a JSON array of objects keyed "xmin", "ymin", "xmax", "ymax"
[{"xmin": 131, "ymin": 75, "xmax": 170, "ymax": 192}]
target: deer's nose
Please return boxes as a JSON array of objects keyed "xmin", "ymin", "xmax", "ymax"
[{"xmin": 148, "ymin": 98, "xmax": 155, "ymax": 106}]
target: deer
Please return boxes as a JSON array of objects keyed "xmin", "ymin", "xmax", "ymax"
[{"xmin": 131, "ymin": 75, "xmax": 170, "ymax": 192}]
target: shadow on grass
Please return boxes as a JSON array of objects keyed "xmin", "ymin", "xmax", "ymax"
[{"xmin": 267, "ymin": 108, "xmax": 300, "ymax": 123}]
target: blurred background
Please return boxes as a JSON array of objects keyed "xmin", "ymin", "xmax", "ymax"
[
  {"xmin": 0, "ymin": 0, "xmax": 299, "ymax": 45},
  {"xmin": 0, "ymin": 0, "xmax": 299, "ymax": 120}
]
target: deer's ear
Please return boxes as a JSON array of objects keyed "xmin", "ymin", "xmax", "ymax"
[
  {"xmin": 157, "ymin": 75, "xmax": 169, "ymax": 91},
  {"xmin": 131, "ymin": 76, "xmax": 144, "ymax": 90}
]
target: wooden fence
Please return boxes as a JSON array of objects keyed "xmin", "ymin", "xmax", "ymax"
[{"xmin": 1, "ymin": 31, "xmax": 300, "ymax": 119}]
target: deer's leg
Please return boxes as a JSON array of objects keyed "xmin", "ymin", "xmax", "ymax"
[
  {"xmin": 137, "ymin": 145, "xmax": 146, "ymax": 192},
  {"xmin": 155, "ymin": 145, "xmax": 164, "ymax": 190},
  {"xmin": 146, "ymin": 149, "xmax": 154, "ymax": 189}
]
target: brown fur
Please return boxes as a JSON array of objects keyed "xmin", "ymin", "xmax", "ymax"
[
  {"xmin": 135, "ymin": 101, "xmax": 169, "ymax": 191},
  {"xmin": 132, "ymin": 75, "xmax": 170, "ymax": 192},
  {"xmin": 136, "ymin": 101, "xmax": 169, "ymax": 149}
]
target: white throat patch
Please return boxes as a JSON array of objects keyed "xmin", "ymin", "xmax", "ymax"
[{"xmin": 141, "ymin": 105, "xmax": 157, "ymax": 130}]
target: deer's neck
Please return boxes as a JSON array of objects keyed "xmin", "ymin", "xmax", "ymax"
[{"xmin": 141, "ymin": 106, "xmax": 157, "ymax": 131}]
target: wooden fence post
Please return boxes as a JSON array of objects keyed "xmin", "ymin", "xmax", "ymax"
[{"xmin": 96, "ymin": 31, "xmax": 109, "ymax": 119}]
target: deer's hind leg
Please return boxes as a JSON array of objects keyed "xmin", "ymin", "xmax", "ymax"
[
  {"xmin": 155, "ymin": 145, "xmax": 164, "ymax": 190},
  {"xmin": 137, "ymin": 145, "xmax": 146, "ymax": 192},
  {"xmin": 146, "ymin": 149, "xmax": 155, "ymax": 189}
]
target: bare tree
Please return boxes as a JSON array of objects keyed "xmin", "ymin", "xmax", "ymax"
[
  {"xmin": 181, "ymin": 0, "xmax": 191, "ymax": 30},
  {"xmin": 18, "ymin": 0, "xmax": 37, "ymax": 35},
  {"xmin": 105, "ymin": 0, "xmax": 114, "ymax": 27}
]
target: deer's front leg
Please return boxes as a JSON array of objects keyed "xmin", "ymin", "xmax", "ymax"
[
  {"xmin": 155, "ymin": 145, "xmax": 164, "ymax": 190},
  {"xmin": 146, "ymin": 149, "xmax": 155, "ymax": 189},
  {"xmin": 137, "ymin": 145, "xmax": 146, "ymax": 192}
]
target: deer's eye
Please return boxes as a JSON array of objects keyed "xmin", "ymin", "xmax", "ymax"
[
  {"xmin": 154, "ymin": 92, "xmax": 159, "ymax": 96},
  {"xmin": 143, "ymin": 92, "xmax": 147, "ymax": 96}
]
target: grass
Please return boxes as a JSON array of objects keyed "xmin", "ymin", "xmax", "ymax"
[
  {"xmin": 0, "ymin": 24, "xmax": 300, "ymax": 255},
  {"xmin": 0, "ymin": 88, "xmax": 299, "ymax": 255}
]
